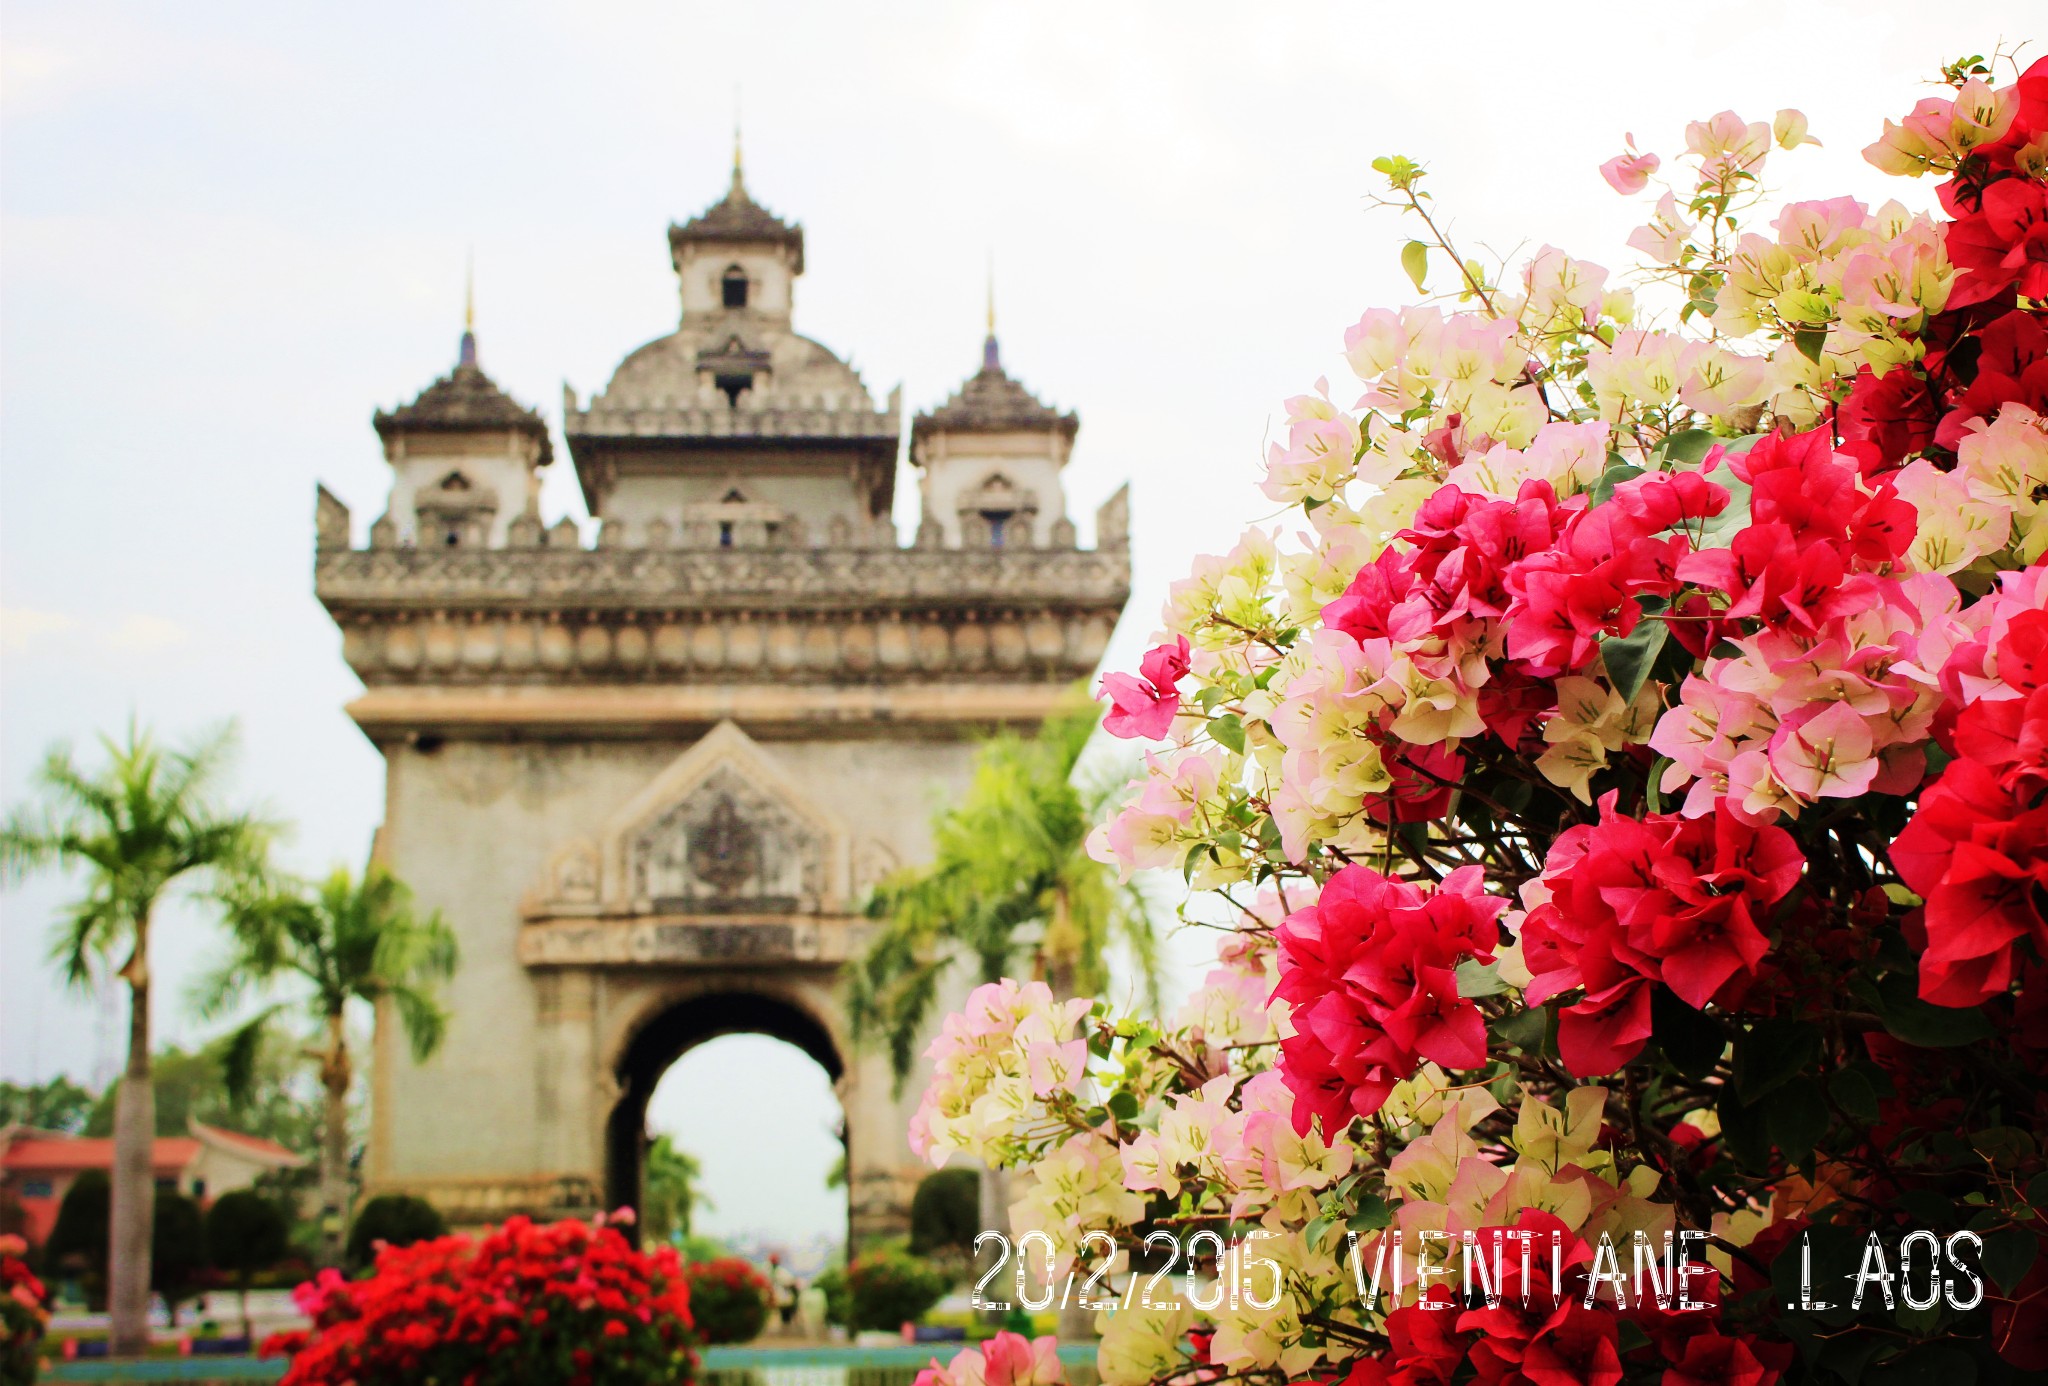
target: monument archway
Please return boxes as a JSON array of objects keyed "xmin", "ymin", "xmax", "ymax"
[
  {"xmin": 606, "ymin": 990, "xmax": 846, "ymax": 1241},
  {"xmin": 315, "ymin": 161, "xmax": 1131, "ymax": 1247}
]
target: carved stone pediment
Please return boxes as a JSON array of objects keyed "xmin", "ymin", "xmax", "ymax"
[
  {"xmin": 629, "ymin": 765, "xmax": 821, "ymax": 912},
  {"xmin": 524, "ymin": 721, "xmax": 848, "ymax": 923}
]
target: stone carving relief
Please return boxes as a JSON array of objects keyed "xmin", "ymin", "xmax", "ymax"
[
  {"xmin": 522, "ymin": 839, "xmax": 602, "ymax": 919},
  {"xmin": 628, "ymin": 765, "xmax": 823, "ymax": 913},
  {"xmin": 519, "ymin": 721, "xmax": 851, "ymax": 940}
]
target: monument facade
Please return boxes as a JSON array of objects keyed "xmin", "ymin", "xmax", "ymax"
[{"xmin": 313, "ymin": 154, "xmax": 1131, "ymax": 1244}]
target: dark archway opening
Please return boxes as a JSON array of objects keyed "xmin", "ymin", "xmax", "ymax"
[{"xmin": 607, "ymin": 992, "xmax": 845, "ymax": 1247}]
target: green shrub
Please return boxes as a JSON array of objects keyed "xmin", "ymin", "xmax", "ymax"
[
  {"xmin": 205, "ymin": 1190, "xmax": 290, "ymax": 1338},
  {"xmin": 151, "ymin": 1191, "xmax": 205, "ymax": 1326},
  {"xmin": 344, "ymin": 1194, "xmax": 447, "ymax": 1270},
  {"xmin": 907, "ymin": 1169, "xmax": 979, "ymax": 1259},
  {"xmin": 44, "ymin": 1171, "xmax": 109, "ymax": 1309},
  {"xmin": 681, "ymin": 1257, "xmax": 771, "ymax": 1344},
  {"xmin": 844, "ymin": 1248, "xmax": 948, "ymax": 1332}
]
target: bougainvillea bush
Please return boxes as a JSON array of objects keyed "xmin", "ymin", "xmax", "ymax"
[
  {"xmin": 0, "ymin": 1236, "xmax": 48, "ymax": 1386},
  {"xmin": 913, "ymin": 53, "xmax": 2048, "ymax": 1386},
  {"xmin": 680, "ymin": 1256, "xmax": 771, "ymax": 1344},
  {"xmin": 264, "ymin": 1213, "xmax": 695, "ymax": 1386}
]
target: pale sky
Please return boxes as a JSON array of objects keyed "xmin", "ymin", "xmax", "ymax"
[{"xmin": 1, "ymin": 2, "xmax": 2034, "ymax": 1239}]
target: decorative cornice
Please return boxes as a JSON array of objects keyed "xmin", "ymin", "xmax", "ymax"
[
  {"xmin": 366, "ymin": 1174, "xmax": 601, "ymax": 1226},
  {"xmin": 518, "ymin": 914, "xmax": 857, "ymax": 969},
  {"xmin": 339, "ymin": 683, "xmax": 1094, "ymax": 739},
  {"xmin": 316, "ymin": 544, "xmax": 1130, "ymax": 614},
  {"xmin": 564, "ymin": 402, "xmax": 899, "ymax": 443}
]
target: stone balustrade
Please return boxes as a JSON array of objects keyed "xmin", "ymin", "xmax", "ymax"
[{"xmin": 317, "ymin": 543, "xmax": 1128, "ymax": 685}]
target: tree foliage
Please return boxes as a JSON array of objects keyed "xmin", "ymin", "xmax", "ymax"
[
  {"xmin": 639, "ymin": 1134, "xmax": 706, "ymax": 1245},
  {"xmin": 849, "ymin": 701, "xmax": 1157, "ymax": 1080},
  {"xmin": 0, "ymin": 1078, "xmax": 94, "ymax": 1135}
]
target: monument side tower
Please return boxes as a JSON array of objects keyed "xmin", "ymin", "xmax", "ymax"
[{"xmin": 314, "ymin": 157, "xmax": 1131, "ymax": 1243}]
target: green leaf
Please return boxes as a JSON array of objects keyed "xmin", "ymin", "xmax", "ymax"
[
  {"xmin": 1717, "ymin": 1087, "xmax": 1769, "ymax": 1173},
  {"xmin": 1693, "ymin": 473, "xmax": 1754, "ymax": 549},
  {"xmin": 1982, "ymin": 1224, "xmax": 2038, "ymax": 1293},
  {"xmin": 1599, "ymin": 611, "xmax": 1669, "ymax": 703},
  {"xmin": 1970, "ymin": 1125, "xmax": 2037, "ymax": 1168},
  {"xmin": 1657, "ymin": 429, "xmax": 1718, "ymax": 466},
  {"xmin": 1589, "ymin": 458, "xmax": 1644, "ymax": 507},
  {"xmin": 1828, "ymin": 1065, "xmax": 1881, "ymax": 1122},
  {"xmin": 1346, "ymin": 1194, "xmax": 1392, "ymax": 1233},
  {"xmin": 1108, "ymin": 1091, "xmax": 1140, "ymax": 1123},
  {"xmin": 1490, "ymin": 1007, "xmax": 1546, "ymax": 1053},
  {"xmin": 1876, "ymin": 974, "xmax": 1993, "ymax": 1047},
  {"xmin": 1456, "ymin": 959, "xmax": 1508, "ymax": 999},
  {"xmin": 1401, "ymin": 240, "xmax": 1429, "ymax": 292},
  {"xmin": 1793, "ymin": 327, "xmax": 1829, "ymax": 364},
  {"xmin": 1733, "ymin": 1018, "xmax": 1821, "ymax": 1102},
  {"xmin": 1209, "ymin": 713, "xmax": 1246, "ymax": 755},
  {"xmin": 1766, "ymin": 1075, "xmax": 1827, "ymax": 1170}
]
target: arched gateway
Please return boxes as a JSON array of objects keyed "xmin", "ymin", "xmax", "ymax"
[{"xmin": 312, "ymin": 156, "xmax": 1130, "ymax": 1245}]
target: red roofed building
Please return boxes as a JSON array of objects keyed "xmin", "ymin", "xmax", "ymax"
[{"xmin": 0, "ymin": 1120, "xmax": 305, "ymax": 1247}]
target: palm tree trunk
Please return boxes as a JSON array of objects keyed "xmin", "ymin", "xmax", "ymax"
[
  {"xmin": 1042, "ymin": 887, "xmax": 1081, "ymax": 1001},
  {"xmin": 317, "ymin": 1012, "xmax": 353, "ymax": 1269},
  {"xmin": 107, "ymin": 928, "xmax": 156, "ymax": 1357}
]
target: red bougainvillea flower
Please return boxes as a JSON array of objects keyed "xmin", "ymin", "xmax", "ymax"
[
  {"xmin": 1893, "ymin": 588, "xmax": 2048, "ymax": 1005},
  {"xmin": 1521, "ymin": 793, "xmax": 1803, "ymax": 1076},
  {"xmin": 1659, "ymin": 1331, "xmax": 1793, "ymax": 1386},
  {"xmin": 1275, "ymin": 863, "xmax": 1508, "ymax": 1131},
  {"xmin": 1100, "ymin": 635, "xmax": 1192, "ymax": 739}
]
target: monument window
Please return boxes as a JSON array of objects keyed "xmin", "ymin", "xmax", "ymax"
[
  {"xmin": 715, "ymin": 372, "xmax": 753, "ymax": 407},
  {"xmin": 719, "ymin": 521, "xmax": 735, "ymax": 548},
  {"xmin": 982, "ymin": 509, "xmax": 1016, "ymax": 549},
  {"xmin": 721, "ymin": 265, "xmax": 749, "ymax": 308}
]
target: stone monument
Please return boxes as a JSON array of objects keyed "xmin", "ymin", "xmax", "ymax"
[{"xmin": 313, "ymin": 149, "xmax": 1131, "ymax": 1245}]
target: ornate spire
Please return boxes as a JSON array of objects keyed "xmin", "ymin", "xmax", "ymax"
[
  {"xmin": 731, "ymin": 103, "xmax": 745, "ymax": 198},
  {"xmin": 459, "ymin": 250, "xmax": 478, "ymax": 368},
  {"xmin": 982, "ymin": 256, "xmax": 1001, "ymax": 371}
]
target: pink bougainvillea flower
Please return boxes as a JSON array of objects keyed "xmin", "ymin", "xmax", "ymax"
[
  {"xmin": 1600, "ymin": 135, "xmax": 1660, "ymax": 194},
  {"xmin": 1099, "ymin": 634, "xmax": 1192, "ymax": 739},
  {"xmin": 1768, "ymin": 701, "xmax": 1880, "ymax": 801}
]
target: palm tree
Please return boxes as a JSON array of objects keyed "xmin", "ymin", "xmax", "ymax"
[
  {"xmin": 847, "ymin": 700, "xmax": 1159, "ymax": 1083},
  {"xmin": 640, "ymin": 1134, "xmax": 707, "ymax": 1244},
  {"xmin": 0, "ymin": 723, "xmax": 272, "ymax": 1356},
  {"xmin": 198, "ymin": 865, "xmax": 456, "ymax": 1268}
]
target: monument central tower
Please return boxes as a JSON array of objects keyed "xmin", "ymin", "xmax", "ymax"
[{"xmin": 314, "ymin": 157, "xmax": 1131, "ymax": 1242}]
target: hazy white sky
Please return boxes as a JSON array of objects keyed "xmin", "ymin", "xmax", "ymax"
[{"xmin": 1, "ymin": 1, "xmax": 2034, "ymax": 1236}]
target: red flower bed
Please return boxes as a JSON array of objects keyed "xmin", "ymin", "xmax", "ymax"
[
  {"xmin": 679, "ymin": 1257, "xmax": 771, "ymax": 1345},
  {"xmin": 264, "ymin": 1212, "xmax": 694, "ymax": 1386},
  {"xmin": 0, "ymin": 1236, "xmax": 49, "ymax": 1386}
]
